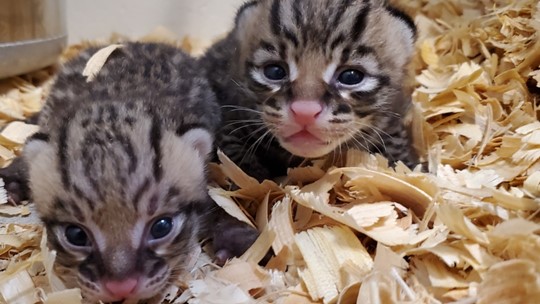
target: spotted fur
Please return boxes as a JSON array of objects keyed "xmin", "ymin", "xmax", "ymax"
[
  {"xmin": 202, "ymin": 0, "xmax": 418, "ymax": 180},
  {"xmin": 23, "ymin": 42, "xmax": 220, "ymax": 303}
]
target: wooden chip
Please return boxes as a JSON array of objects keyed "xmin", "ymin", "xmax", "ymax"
[
  {"xmin": 82, "ymin": 44, "xmax": 124, "ymax": 82},
  {"xmin": 43, "ymin": 289, "xmax": 82, "ymax": 304},
  {"xmin": 215, "ymin": 259, "xmax": 269, "ymax": 293},
  {"xmin": 0, "ymin": 121, "xmax": 39, "ymax": 147},
  {"xmin": 477, "ymin": 260, "xmax": 540, "ymax": 304},
  {"xmin": 208, "ymin": 188, "xmax": 255, "ymax": 228},
  {"xmin": 0, "ymin": 270, "xmax": 38, "ymax": 304},
  {"xmin": 239, "ymin": 226, "xmax": 275, "ymax": 264}
]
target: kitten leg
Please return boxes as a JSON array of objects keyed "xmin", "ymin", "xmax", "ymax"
[
  {"xmin": 384, "ymin": 133, "xmax": 418, "ymax": 169},
  {"xmin": 0, "ymin": 113, "xmax": 41, "ymax": 204},
  {"xmin": 0, "ymin": 157, "xmax": 30, "ymax": 204},
  {"xmin": 211, "ymin": 208, "xmax": 259, "ymax": 266}
]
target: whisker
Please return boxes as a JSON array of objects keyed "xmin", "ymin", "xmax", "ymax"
[
  {"xmin": 228, "ymin": 122, "xmax": 267, "ymax": 135},
  {"xmin": 241, "ymin": 129, "xmax": 273, "ymax": 165},
  {"xmin": 240, "ymin": 125, "xmax": 269, "ymax": 141},
  {"xmin": 222, "ymin": 119, "xmax": 264, "ymax": 129},
  {"xmin": 221, "ymin": 105, "xmax": 264, "ymax": 115},
  {"xmin": 350, "ymin": 121, "xmax": 392, "ymax": 139}
]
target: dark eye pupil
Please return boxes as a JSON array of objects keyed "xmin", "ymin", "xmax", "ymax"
[
  {"xmin": 151, "ymin": 217, "xmax": 173, "ymax": 239},
  {"xmin": 263, "ymin": 64, "xmax": 287, "ymax": 80},
  {"xmin": 338, "ymin": 69, "xmax": 364, "ymax": 85},
  {"xmin": 65, "ymin": 225, "xmax": 88, "ymax": 247}
]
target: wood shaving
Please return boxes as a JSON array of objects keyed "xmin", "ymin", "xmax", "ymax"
[
  {"xmin": 81, "ymin": 44, "xmax": 124, "ymax": 82},
  {"xmin": 1, "ymin": 1, "xmax": 540, "ymax": 303}
]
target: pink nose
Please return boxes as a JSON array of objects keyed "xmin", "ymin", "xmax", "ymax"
[
  {"xmin": 105, "ymin": 278, "xmax": 138, "ymax": 299},
  {"xmin": 290, "ymin": 100, "xmax": 323, "ymax": 126}
]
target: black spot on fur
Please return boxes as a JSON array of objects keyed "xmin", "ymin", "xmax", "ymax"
[
  {"xmin": 284, "ymin": 29, "xmax": 299, "ymax": 47},
  {"xmin": 351, "ymin": 0, "xmax": 371, "ymax": 40},
  {"xmin": 266, "ymin": 97, "xmax": 280, "ymax": 110},
  {"xmin": 292, "ymin": 0, "xmax": 303, "ymax": 26},
  {"xmin": 147, "ymin": 193, "xmax": 159, "ymax": 217},
  {"xmin": 27, "ymin": 132, "xmax": 49, "ymax": 143},
  {"xmin": 150, "ymin": 115, "xmax": 163, "ymax": 181},
  {"xmin": 54, "ymin": 198, "xmax": 69, "ymax": 214},
  {"xmin": 260, "ymin": 40, "xmax": 276, "ymax": 52},
  {"xmin": 334, "ymin": 103, "xmax": 352, "ymax": 115},
  {"xmin": 332, "ymin": 0, "xmax": 355, "ymax": 28},
  {"xmin": 71, "ymin": 202, "xmax": 85, "ymax": 222},
  {"xmin": 58, "ymin": 121, "xmax": 70, "ymax": 188},
  {"xmin": 115, "ymin": 133, "xmax": 138, "ymax": 174},
  {"xmin": 133, "ymin": 177, "xmax": 151, "ymax": 210},
  {"xmin": 330, "ymin": 33, "xmax": 346, "ymax": 51},
  {"xmin": 72, "ymin": 184, "xmax": 95, "ymax": 211},
  {"xmin": 328, "ymin": 118, "xmax": 350, "ymax": 123},
  {"xmin": 356, "ymin": 45, "xmax": 375, "ymax": 56},
  {"xmin": 165, "ymin": 187, "xmax": 180, "ymax": 204},
  {"xmin": 146, "ymin": 255, "xmax": 166, "ymax": 277},
  {"xmin": 270, "ymin": 0, "xmax": 282, "ymax": 35},
  {"xmin": 340, "ymin": 47, "xmax": 351, "ymax": 63},
  {"xmin": 278, "ymin": 41, "xmax": 287, "ymax": 58}
]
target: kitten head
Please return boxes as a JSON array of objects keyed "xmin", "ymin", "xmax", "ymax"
[
  {"xmin": 232, "ymin": 0, "xmax": 416, "ymax": 158},
  {"xmin": 24, "ymin": 105, "xmax": 213, "ymax": 303}
]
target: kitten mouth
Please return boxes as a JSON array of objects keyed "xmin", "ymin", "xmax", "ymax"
[
  {"xmin": 284, "ymin": 130, "xmax": 326, "ymax": 146},
  {"xmin": 281, "ymin": 130, "xmax": 334, "ymax": 158}
]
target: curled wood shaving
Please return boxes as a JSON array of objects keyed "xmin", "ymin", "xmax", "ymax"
[{"xmin": 81, "ymin": 44, "xmax": 123, "ymax": 82}]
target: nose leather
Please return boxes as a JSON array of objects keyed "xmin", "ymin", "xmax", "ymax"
[{"xmin": 290, "ymin": 100, "xmax": 323, "ymax": 125}]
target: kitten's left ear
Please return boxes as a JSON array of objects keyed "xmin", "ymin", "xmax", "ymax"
[
  {"xmin": 180, "ymin": 128, "xmax": 214, "ymax": 159},
  {"xmin": 385, "ymin": 5, "xmax": 416, "ymax": 40},
  {"xmin": 384, "ymin": 4, "xmax": 417, "ymax": 60}
]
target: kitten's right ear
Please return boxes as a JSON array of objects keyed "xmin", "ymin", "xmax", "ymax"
[
  {"xmin": 234, "ymin": 0, "xmax": 260, "ymax": 30},
  {"xmin": 23, "ymin": 132, "xmax": 50, "ymax": 161},
  {"xmin": 180, "ymin": 128, "xmax": 214, "ymax": 159}
]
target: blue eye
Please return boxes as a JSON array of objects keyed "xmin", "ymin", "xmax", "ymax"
[
  {"xmin": 65, "ymin": 225, "xmax": 89, "ymax": 247},
  {"xmin": 337, "ymin": 69, "xmax": 365, "ymax": 85},
  {"xmin": 263, "ymin": 64, "xmax": 287, "ymax": 81},
  {"xmin": 150, "ymin": 217, "xmax": 173, "ymax": 239}
]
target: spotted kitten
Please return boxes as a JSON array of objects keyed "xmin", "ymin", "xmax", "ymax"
[
  {"xmin": 15, "ymin": 43, "xmax": 220, "ymax": 303},
  {"xmin": 202, "ymin": 0, "xmax": 418, "ymax": 180}
]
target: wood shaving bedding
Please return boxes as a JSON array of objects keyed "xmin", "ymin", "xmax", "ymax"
[{"xmin": 1, "ymin": 0, "xmax": 539, "ymax": 303}]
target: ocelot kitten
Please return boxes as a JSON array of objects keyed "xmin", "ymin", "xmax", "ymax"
[
  {"xmin": 202, "ymin": 0, "xmax": 418, "ymax": 181},
  {"xmin": 9, "ymin": 43, "xmax": 220, "ymax": 303}
]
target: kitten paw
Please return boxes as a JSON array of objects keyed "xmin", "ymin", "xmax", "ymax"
[
  {"xmin": 212, "ymin": 219, "xmax": 259, "ymax": 266},
  {"xmin": 4, "ymin": 180, "xmax": 28, "ymax": 205},
  {"xmin": 0, "ymin": 157, "xmax": 30, "ymax": 205}
]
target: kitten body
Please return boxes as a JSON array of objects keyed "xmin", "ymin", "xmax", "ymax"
[
  {"xmin": 23, "ymin": 43, "xmax": 220, "ymax": 303},
  {"xmin": 202, "ymin": 0, "xmax": 418, "ymax": 180}
]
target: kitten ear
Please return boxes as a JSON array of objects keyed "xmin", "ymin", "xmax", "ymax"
[
  {"xmin": 23, "ymin": 133, "xmax": 64, "ymax": 208},
  {"xmin": 234, "ymin": 1, "xmax": 260, "ymax": 32},
  {"xmin": 180, "ymin": 128, "xmax": 214, "ymax": 159},
  {"xmin": 23, "ymin": 132, "xmax": 50, "ymax": 161},
  {"xmin": 384, "ymin": 5, "xmax": 417, "ymax": 60},
  {"xmin": 381, "ymin": 6, "xmax": 416, "ymax": 66}
]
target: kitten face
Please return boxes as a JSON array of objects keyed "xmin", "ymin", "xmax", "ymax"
[
  {"xmin": 235, "ymin": 0, "xmax": 416, "ymax": 158},
  {"xmin": 25, "ymin": 107, "xmax": 213, "ymax": 303}
]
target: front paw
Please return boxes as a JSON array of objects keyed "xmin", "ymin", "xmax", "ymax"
[
  {"xmin": 212, "ymin": 218, "xmax": 259, "ymax": 266},
  {"xmin": 3, "ymin": 180, "xmax": 29, "ymax": 205},
  {"xmin": 0, "ymin": 157, "xmax": 30, "ymax": 205}
]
